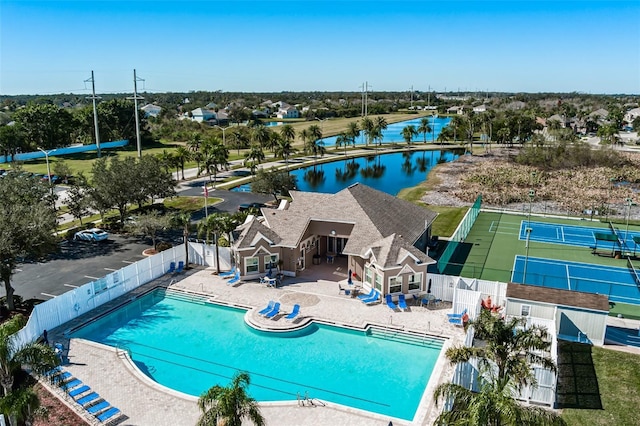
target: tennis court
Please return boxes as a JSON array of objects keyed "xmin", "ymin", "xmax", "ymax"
[
  {"xmin": 511, "ymin": 255, "xmax": 640, "ymax": 305},
  {"xmin": 518, "ymin": 220, "xmax": 640, "ymax": 253}
]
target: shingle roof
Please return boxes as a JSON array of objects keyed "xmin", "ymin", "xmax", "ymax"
[
  {"xmin": 234, "ymin": 217, "xmax": 282, "ymax": 249},
  {"xmin": 506, "ymin": 283, "xmax": 610, "ymax": 312},
  {"xmin": 262, "ymin": 183, "xmax": 437, "ymax": 254},
  {"xmin": 366, "ymin": 233, "xmax": 434, "ymax": 269}
]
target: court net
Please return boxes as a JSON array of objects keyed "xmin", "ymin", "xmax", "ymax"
[{"xmin": 627, "ymin": 257, "xmax": 640, "ymax": 287}]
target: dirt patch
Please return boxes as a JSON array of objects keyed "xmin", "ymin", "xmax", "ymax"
[{"xmin": 33, "ymin": 383, "xmax": 88, "ymax": 426}]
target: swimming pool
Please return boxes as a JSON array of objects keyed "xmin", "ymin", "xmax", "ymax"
[{"xmin": 70, "ymin": 289, "xmax": 444, "ymax": 421}]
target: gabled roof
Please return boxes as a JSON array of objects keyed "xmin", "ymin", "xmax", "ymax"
[
  {"xmin": 234, "ymin": 217, "xmax": 282, "ymax": 250},
  {"xmin": 364, "ymin": 233, "xmax": 434, "ymax": 269},
  {"xmin": 262, "ymin": 183, "xmax": 437, "ymax": 254}
]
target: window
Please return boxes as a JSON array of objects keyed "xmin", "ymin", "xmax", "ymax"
[
  {"xmin": 521, "ymin": 304, "xmax": 531, "ymax": 317},
  {"xmin": 408, "ymin": 272, "xmax": 422, "ymax": 291},
  {"xmin": 265, "ymin": 254, "xmax": 279, "ymax": 269},
  {"xmin": 365, "ymin": 267, "xmax": 373, "ymax": 285},
  {"xmin": 245, "ymin": 257, "xmax": 259, "ymax": 274},
  {"xmin": 389, "ymin": 276, "xmax": 402, "ymax": 294},
  {"xmin": 375, "ymin": 273, "xmax": 382, "ymax": 291}
]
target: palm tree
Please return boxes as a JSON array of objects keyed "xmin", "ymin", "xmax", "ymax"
[
  {"xmin": 434, "ymin": 373, "xmax": 566, "ymax": 426},
  {"xmin": 417, "ymin": 117, "xmax": 432, "ymax": 144},
  {"xmin": 187, "ymin": 132, "xmax": 203, "ymax": 153},
  {"xmin": 174, "ymin": 146, "xmax": 192, "ymax": 180},
  {"xmin": 445, "ymin": 309, "xmax": 556, "ymax": 391},
  {"xmin": 335, "ymin": 132, "xmax": 350, "ymax": 157},
  {"xmin": 197, "ymin": 213, "xmax": 228, "ymax": 274},
  {"xmin": 346, "ymin": 121, "xmax": 360, "ymax": 149},
  {"xmin": 229, "ymin": 129, "xmax": 248, "ymax": 156},
  {"xmin": 0, "ymin": 385, "xmax": 45, "ymax": 426},
  {"xmin": 361, "ymin": 117, "xmax": 374, "ymax": 146},
  {"xmin": 274, "ymin": 137, "xmax": 296, "ymax": 171},
  {"xmin": 279, "ymin": 124, "xmax": 296, "ymax": 146},
  {"xmin": 197, "ymin": 371, "xmax": 264, "ymax": 426},
  {"xmin": 305, "ymin": 125, "xmax": 325, "ymax": 160},
  {"xmin": 0, "ymin": 315, "xmax": 58, "ymax": 399},
  {"xmin": 171, "ymin": 212, "xmax": 192, "ymax": 269},
  {"xmin": 244, "ymin": 144, "xmax": 265, "ymax": 175},
  {"xmin": 373, "ymin": 116, "xmax": 388, "ymax": 146},
  {"xmin": 200, "ymin": 137, "xmax": 229, "ymax": 184},
  {"xmin": 401, "ymin": 125, "xmax": 418, "ymax": 146},
  {"xmin": 252, "ymin": 125, "xmax": 271, "ymax": 150}
]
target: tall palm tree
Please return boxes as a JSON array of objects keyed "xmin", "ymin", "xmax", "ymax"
[
  {"xmin": 197, "ymin": 213, "xmax": 228, "ymax": 274},
  {"xmin": 434, "ymin": 373, "xmax": 566, "ymax": 426},
  {"xmin": 252, "ymin": 125, "xmax": 271, "ymax": 150},
  {"xmin": 244, "ymin": 144, "xmax": 265, "ymax": 175},
  {"xmin": 187, "ymin": 132, "xmax": 203, "ymax": 153},
  {"xmin": 197, "ymin": 371, "xmax": 264, "ymax": 426},
  {"xmin": 174, "ymin": 146, "xmax": 192, "ymax": 180},
  {"xmin": 361, "ymin": 116, "xmax": 375, "ymax": 146},
  {"xmin": 171, "ymin": 212, "xmax": 192, "ymax": 269},
  {"xmin": 0, "ymin": 315, "xmax": 58, "ymax": 399},
  {"xmin": 298, "ymin": 128, "xmax": 310, "ymax": 153},
  {"xmin": 335, "ymin": 132, "xmax": 350, "ymax": 157},
  {"xmin": 446, "ymin": 309, "xmax": 556, "ymax": 391},
  {"xmin": 274, "ymin": 137, "xmax": 296, "ymax": 171},
  {"xmin": 401, "ymin": 125, "xmax": 418, "ymax": 146},
  {"xmin": 279, "ymin": 124, "xmax": 296, "ymax": 146},
  {"xmin": 417, "ymin": 117, "xmax": 432, "ymax": 144},
  {"xmin": 346, "ymin": 121, "xmax": 360, "ymax": 148},
  {"xmin": 200, "ymin": 137, "xmax": 229, "ymax": 185},
  {"xmin": 373, "ymin": 116, "xmax": 388, "ymax": 148}
]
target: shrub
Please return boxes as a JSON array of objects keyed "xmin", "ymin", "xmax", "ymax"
[{"xmin": 156, "ymin": 241, "xmax": 173, "ymax": 252}]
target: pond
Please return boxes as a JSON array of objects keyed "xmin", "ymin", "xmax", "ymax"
[{"xmin": 234, "ymin": 149, "xmax": 462, "ymax": 195}]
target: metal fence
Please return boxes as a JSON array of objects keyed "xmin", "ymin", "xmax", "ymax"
[{"xmin": 437, "ymin": 195, "xmax": 482, "ymax": 273}]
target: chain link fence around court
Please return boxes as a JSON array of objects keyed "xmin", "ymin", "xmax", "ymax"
[{"xmin": 437, "ymin": 195, "xmax": 482, "ymax": 273}]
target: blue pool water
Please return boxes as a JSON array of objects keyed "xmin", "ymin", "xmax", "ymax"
[
  {"xmin": 320, "ymin": 116, "xmax": 451, "ymax": 147},
  {"xmin": 71, "ymin": 290, "xmax": 443, "ymax": 420},
  {"xmin": 234, "ymin": 149, "xmax": 461, "ymax": 195}
]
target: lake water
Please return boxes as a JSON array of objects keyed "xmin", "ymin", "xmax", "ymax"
[{"xmin": 234, "ymin": 149, "xmax": 462, "ymax": 195}]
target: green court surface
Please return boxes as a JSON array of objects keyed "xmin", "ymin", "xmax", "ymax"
[{"xmin": 440, "ymin": 211, "xmax": 640, "ymax": 316}]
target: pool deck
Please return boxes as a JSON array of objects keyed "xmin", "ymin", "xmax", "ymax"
[{"xmin": 47, "ymin": 260, "xmax": 465, "ymax": 425}]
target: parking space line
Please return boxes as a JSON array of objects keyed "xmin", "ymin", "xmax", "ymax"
[
  {"xmin": 104, "ymin": 268, "xmax": 117, "ymax": 272},
  {"xmin": 84, "ymin": 275, "xmax": 99, "ymax": 280},
  {"xmin": 63, "ymin": 284, "xmax": 79, "ymax": 288},
  {"xmin": 41, "ymin": 293, "xmax": 57, "ymax": 298}
]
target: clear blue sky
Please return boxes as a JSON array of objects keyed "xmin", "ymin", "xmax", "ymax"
[{"xmin": 1, "ymin": 1, "xmax": 639, "ymax": 95}]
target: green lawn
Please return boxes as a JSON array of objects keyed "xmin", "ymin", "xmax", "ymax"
[{"xmin": 561, "ymin": 345, "xmax": 640, "ymax": 426}]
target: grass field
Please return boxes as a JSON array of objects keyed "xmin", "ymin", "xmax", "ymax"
[{"xmin": 560, "ymin": 342, "xmax": 640, "ymax": 426}]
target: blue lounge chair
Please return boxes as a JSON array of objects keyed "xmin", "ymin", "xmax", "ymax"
[
  {"xmin": 386, "ymin": 294, "xmax": 398, "ymax": 311},
  {"xmin": 167, "ymin": 261, "xmax": 176, "ymax": 273},
  {"xmin": 258, "ymin": 301, "xmax": 275, "ymax": 316},
  {"xmin": 264, "ymin": 302, "xmax": 281, "ymax": 319},
  {"xmin": 357, "ymin": 288, "xmax": 376, "ymax": 300},
  {"xmin": 362, "ymin": 291, "xmax": 380, "ymax": 305},
  {"xmin": 175, "ymin": 261, "xmax": 185, "ymax": 273},
  {"xmin": 44, "ymin": 366, "xmax": 62, "ymax": 377},
  {"xmin": 86, "ymin": 400, "xmax": 110, "ymax": 414},
  {"xmin": 219, "ymin": 266, "xmax": 236, "ymax": 278},
  {"xmin": 52, "ymin": 371, "xmax": 72, "ymax": 384},
  {"xmin": 68, "ymin": 385, "xmax": 90, "ymax": 398},
  {"xmin": 77, "ymin": 392, "xmax": 100, "ymax": 406},
  {"xmin": 61, "ymin": 378, "xmax": 82, "ymax": 391},
  {"xmin": 398, "ymin": 294, "xmax": 408, "ymax": 311},
  {"xmin": 228, "ymin": 271, "xmax": 241, "ymax": 285},
  {"xmin": 285, "ymin": 304, "xmax": 300, "ymax": 321},
  {"xmin": 447, "ymin": 308, "xmax": 468, "ymax": 319},
  {"xmin": 97, "ymin": 407, "xmax": 121, "ymax": 422}
]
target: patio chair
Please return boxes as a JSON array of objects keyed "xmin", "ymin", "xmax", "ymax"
[
  {"xmin": 258, "ymin": 301, "xmax": 275, "ymax": 316},
  {"xmin": 264, "ymin": 302, "xmax": 281, "ymax": 319},
  {"xmin": 357, "ymin": 288, "xmax": 376, "ymax": 300},
  {"xmin": 228, "ymin": 271, "xmax": 241, "ymax": 285},
  {"xmin": 68, "ymin": 385, "xmax": 90, "ymax": 398},
  {"xmin": 398, "ymin": 294, "xmax": 409, "ymax": 311},
  {"xmin": 285, "ymin": 304, "xmax": 300, "ymax": 321},
  {"xmin": 386, "ymin": 294, "xmax": 398, "ymax": 311},
  {"xmin": 361, "ymin": 291, "xmax": 380, "ymax": 305},
  {"xmin": 86, "ymin": 400, "xmax": 110, "ymax": 414},
  {"xmin": 77, "ymin": 392, "xmax": 100, "ymax": 407},
  {"xmin": 166, "ymin": 262, "xmax": 176, "ymax": 274},
  {"xmin": 447, "ymin": 308, "xmax": 468, "ymax": 319},
  {"xmin": 175, "ymin": 261, "xmax": 185, "ymax": 274},
  {"xmin": 219, "ymin": 266, "xmax": 236, "ymax": 278},
  {"xmin": 96, "ymin": 407, "xmax": 121, "ymax": 423},
  {"xmin": 449, "ymin": 311, "xmax": 469, "ymax": 327}
]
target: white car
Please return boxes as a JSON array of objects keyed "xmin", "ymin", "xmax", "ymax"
[{"xmin": 74, "ymin": 228, "xmax": 109, "ymax": 242}]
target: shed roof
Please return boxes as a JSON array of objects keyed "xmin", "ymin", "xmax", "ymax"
[{"xmin": 506, "ymin": 283, "xmax": 610, "ymax": 312}]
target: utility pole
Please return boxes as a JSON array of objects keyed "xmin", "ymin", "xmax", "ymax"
[
  {"xmin": 360, "ymin": 82, "xmax": 370, "ymax": 117},
  {"xmin": 127, "ymin": 69, "xmax": 145, "ymax": 158},
  {"xmin": 410, "ymin": 85, "xmax": 413, "ymax": 109},
  {"xmin": 85, "ymin": 71, "xmax": 102, "ymax": 157}
]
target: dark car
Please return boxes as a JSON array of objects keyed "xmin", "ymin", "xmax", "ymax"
[{"xmin": 238, "ymin": 202, "xmax": 266, "ymax": 212}]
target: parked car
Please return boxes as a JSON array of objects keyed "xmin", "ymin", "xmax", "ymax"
[
  {"xmin": 238, "ymin": 202, "xmax": 266, "ymax": 212},
  {"xmin": 73, "ymin": 228, "xmax": 109, "ymax": 242}
]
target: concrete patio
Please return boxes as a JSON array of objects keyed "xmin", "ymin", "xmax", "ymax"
[{"xmin": 46, "ymin": 260, "xmax": 465, "ymax": 425}]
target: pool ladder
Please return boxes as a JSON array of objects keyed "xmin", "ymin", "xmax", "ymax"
[{"xmin": 297, "ymin": 391, "xmax": 326, "ymax": 407}]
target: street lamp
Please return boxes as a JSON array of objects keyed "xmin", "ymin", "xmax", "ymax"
[
  {"xmin": 625, "ymin": 197, "xmax": 633, "ymax": 243},
  {"xmin": 523, "ymin": 227, "xmax": 532, "ymax": 284},
  {"xmin": 215, "ymin": 125, "xmax": 230, "ymax": 146},
  {"xmin": 37, "ymin": 147, "xmax": 56, "ymax": 197},
  {"xmin": 528, "ymin": 189, "xmax": 535, "ymax": 227}
]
